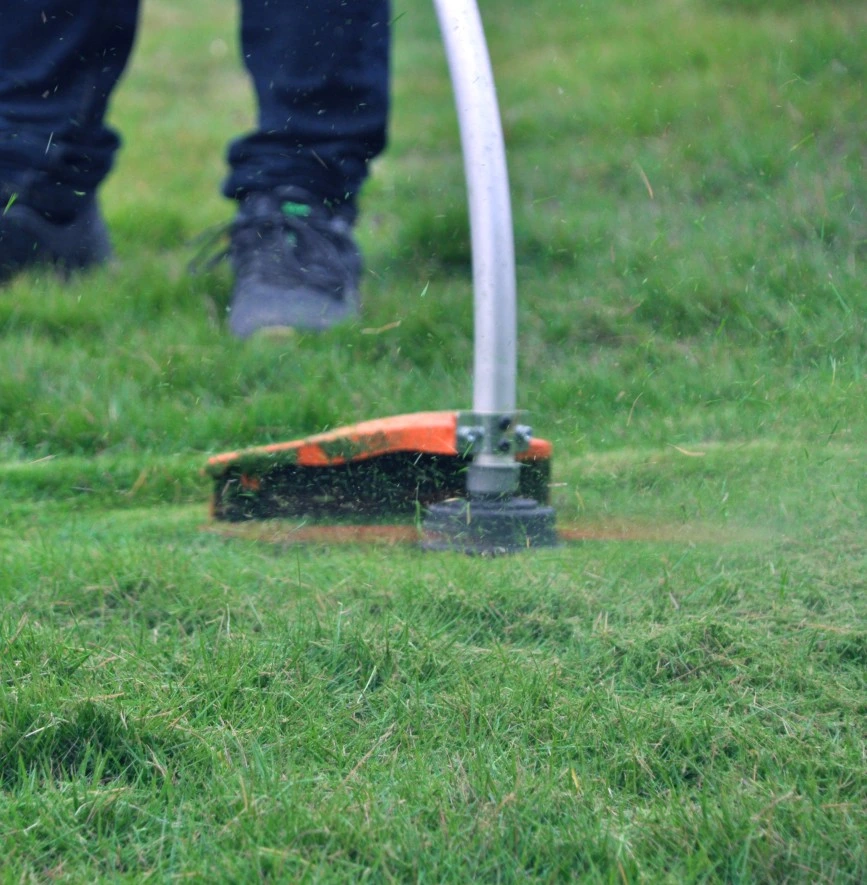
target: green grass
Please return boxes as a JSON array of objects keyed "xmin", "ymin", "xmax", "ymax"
[{"xmin": 1, "ymin": 0, "xmax": 865, "ymax": 880}]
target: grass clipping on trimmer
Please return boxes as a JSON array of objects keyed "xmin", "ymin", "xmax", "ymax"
[{"xmin": 206, "ymin": 411, "xmax": 552, "ymax": 521}]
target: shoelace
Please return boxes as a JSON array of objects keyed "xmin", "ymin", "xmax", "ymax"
[
  {"xmin": 189, "ymin": 201, "xmax": 349, "ymax": 292},
  {"xmin": 188, "ymin": 203, "xmax": 303, "ymax": 274},
  {"xmin": 187, "ymin": 219, "xmax": 236, "ymax": 276}
]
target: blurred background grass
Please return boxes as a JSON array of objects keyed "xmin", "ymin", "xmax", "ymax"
[{"xmin": 0, "ymin": 0, "xmax": 862, "ymax": 463}]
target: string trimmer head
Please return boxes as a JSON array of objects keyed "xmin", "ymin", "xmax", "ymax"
[{"xmin": 206, "ymin": 410, "xmax": 551, "ymax": 522}]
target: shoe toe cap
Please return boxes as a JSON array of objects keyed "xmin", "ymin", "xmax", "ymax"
[{"xmin": 228, "ymin": 284, "xmax": 359, "ymax": 338}]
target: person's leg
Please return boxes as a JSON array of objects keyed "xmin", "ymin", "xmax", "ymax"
[
  {"xmin": 0, "ymin": 0, "xmax": 140, "ymax": 218},
  {"xmin": 0, "ymin": 0, "xmax": 138, "ymax": 281},
  {"xmin": 225, "ymin": 0, "xmax": 391, "ymax": 208},
  {"xmin": 224, "ymin": 0, "xmax": 391, "ymax": 337}
]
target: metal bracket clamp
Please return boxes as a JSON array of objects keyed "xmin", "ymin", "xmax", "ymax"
[
  {"xmin": 456, "ymin": 411, "xmax": 533, "ymax": 458},
  {"xmin": 456, "ymin": 411, "xmax": 533, "ymax": 499}
]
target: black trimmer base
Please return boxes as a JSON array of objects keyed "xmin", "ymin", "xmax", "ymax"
[{"xmin": 422, "ymin": 496, "xmax": 558, "ymax": 554}]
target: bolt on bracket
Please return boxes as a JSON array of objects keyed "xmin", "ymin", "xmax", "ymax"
[{"xmin": 455, "ymin": 411, "xmax": 533, "ymax": 458}]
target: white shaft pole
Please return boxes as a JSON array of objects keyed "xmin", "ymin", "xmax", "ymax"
[{"xmin": 432, "ymin": 0, "xmax": 517, "ymax": 416}]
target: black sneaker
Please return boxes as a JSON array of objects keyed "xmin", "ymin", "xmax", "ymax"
[
  {"xmin": 227, "ymin": 189, "xmax": 362, "ymax": 338},
  {"xmin": 0, "ymin": 197, "xmax": 112, "ymax": 284}
]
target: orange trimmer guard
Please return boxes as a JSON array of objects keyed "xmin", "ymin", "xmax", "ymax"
[{"xmin": 206, "ymin": 411, "xmax": 552, "ymax": 521}]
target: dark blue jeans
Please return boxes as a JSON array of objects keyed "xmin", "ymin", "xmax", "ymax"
[{"xmin": 0, "ymin": 0, "xmax": 390, "ymax": 219}]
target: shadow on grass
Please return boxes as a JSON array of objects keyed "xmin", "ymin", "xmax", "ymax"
[{"xmin": 0, "ymin": 699, "xmax": 212, "ymax": 789}]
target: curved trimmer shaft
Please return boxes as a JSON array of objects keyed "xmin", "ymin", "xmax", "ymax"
[
  {"xmin": 424, "ymin": 0, "xmax": 557, "ymax": 551},
  {"xmin": 432, "ymin": 0, "xmax": 520, "ymax": 499}
]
